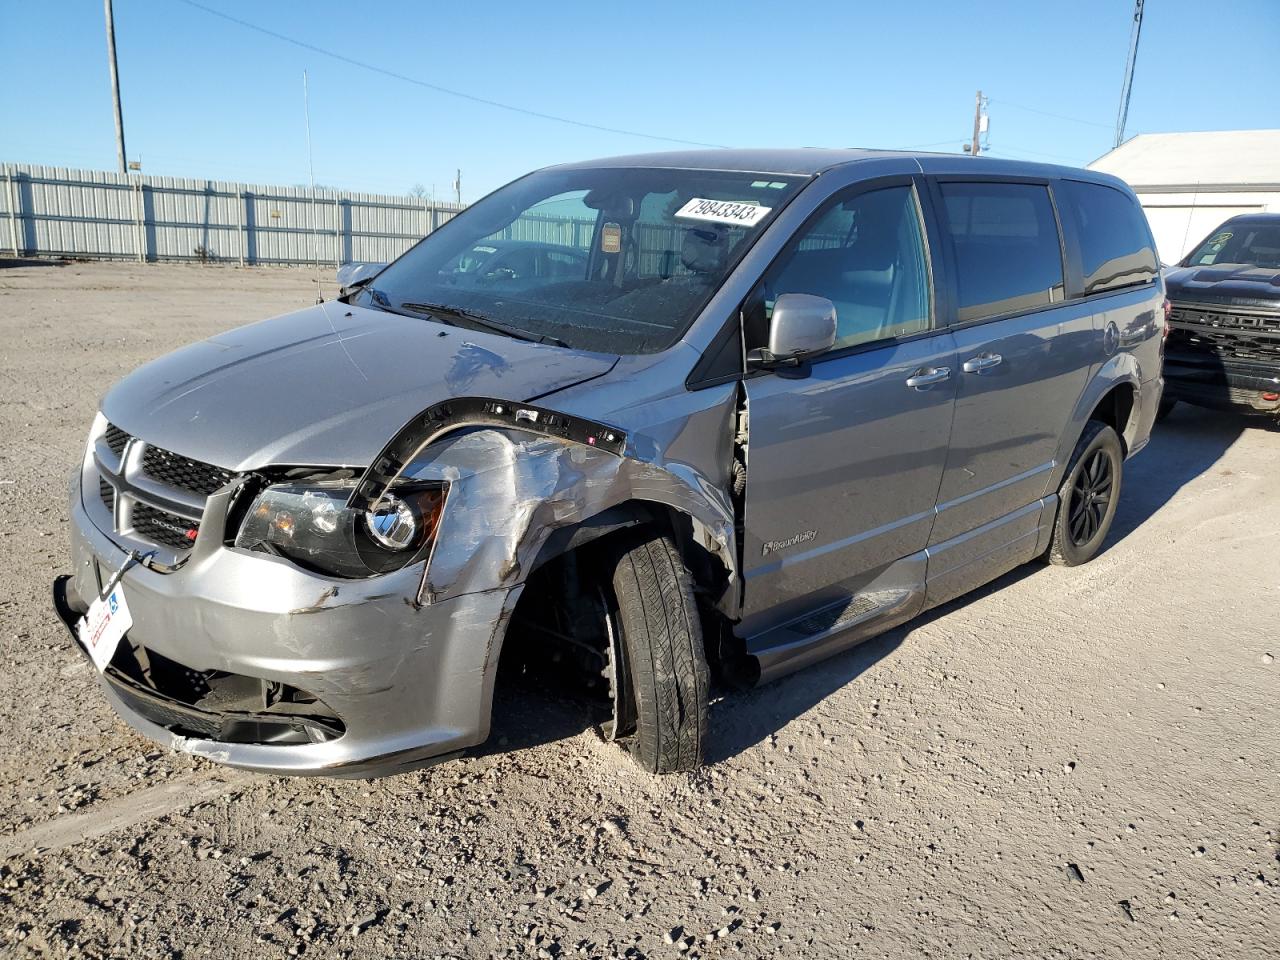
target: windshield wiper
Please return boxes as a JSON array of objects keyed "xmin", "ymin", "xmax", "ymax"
[{"xmin": 399, "ymin": 301, "xmax": 568, "ymax": 348}]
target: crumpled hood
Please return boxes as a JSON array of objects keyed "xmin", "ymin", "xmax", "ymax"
[
  {"xmin": 1165, "ymin": 263, "xmax": 1280, "ymax": 308},
  {"xmin": 100, "ymin": 303, "xmax": 618, "ymax": 470}
]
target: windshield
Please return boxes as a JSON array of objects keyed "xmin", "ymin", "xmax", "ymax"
[
  {"xmin": 1184, "ymin": 221, "xmax": 1280, "ymax": 269},
  {"xmin": 361, "ymin": 167, "xmax": 806, "ymax": 354}
]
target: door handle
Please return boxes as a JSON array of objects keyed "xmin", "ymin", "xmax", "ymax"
[
  {"xmin": 962, "ymin": 352, "xmax": 1003, "ymax": 373},
  {"xmin": 905, "ymin": 366, "xmax": 952, "ymax": 389}
]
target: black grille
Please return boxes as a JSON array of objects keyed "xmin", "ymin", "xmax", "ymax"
[
  {"xmin": 131, "ymin": 502, "xmax": 200, "ymax": 551},
  {"xmin": 99, "ymin": 476, "xmax": 115, "ymax": 512},
  {"xmin": 1168, "ymin": 327, "xmax": 1280, "ymax": 364},
  {"xmin": 1168, "ymin": 304, "xmax": 1280, "ymax": 365},
  {"xmin": 1169, "ymin": 304, "xmax": 1280, "ymax": 333},
  {"xmin": 141, "ymin": 445, "xmax": 233, "ymax": 496},
  {"xmin": 104, "ymin": 423, "xmax": 130, "ymax": 456}
]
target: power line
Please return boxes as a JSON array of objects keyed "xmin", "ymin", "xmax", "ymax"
[
  {"xmin": 987, "ymin": 98, "xmax": 1113, "ymax": 131},
  {"xmin": 985, "ymin": 145, "xmax": 1091, "ymax": 164},
  {"xmin": 1114, "ymin": 0, "xmax": 1145, "ymax": 147},
  {"xmin": 174, "ymin": 0, "xmax": 729, "ymax": 149}
]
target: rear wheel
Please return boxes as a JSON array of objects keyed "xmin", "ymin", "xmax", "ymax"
[
  {"xmin": 1047, "ymin": 420, "xmax": 1124, "ymax": 567},
  {"xmin": 606, "ymin": 531, "xmax": 709, "ymax": 773}
]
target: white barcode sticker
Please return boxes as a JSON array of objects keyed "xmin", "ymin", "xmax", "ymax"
[{"xmin": 674, "ymin": 198, "xmax": 771, "ymax": 227}]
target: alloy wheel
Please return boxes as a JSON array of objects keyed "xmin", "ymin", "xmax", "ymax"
[{"xmin": 1068, "ymin": 449, "xmax": 1113, "ymax": 547}]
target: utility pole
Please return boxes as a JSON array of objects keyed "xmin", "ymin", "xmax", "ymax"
[
  {"xmin": 453, "ymin": 169, "xmax": 461, "ymax": 205},
  {"xmin": 969, "ymin": 90, "xmax": 983, "ymax": 156},
  {"xmin": 1114, "ymin": 0, "xmax": 1145, "ymax": 148},
  {"xmin": 303, "ymin": 69, "xmax": 319, "ymax": 276},
  {"xmin": 103, "ymin": 0, "xmax": 128, "ymax": 175}
]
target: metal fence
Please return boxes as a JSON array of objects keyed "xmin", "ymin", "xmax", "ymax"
[{"xmin": 0, "ymin": 163, "xmax": 466, "ymax": 266}]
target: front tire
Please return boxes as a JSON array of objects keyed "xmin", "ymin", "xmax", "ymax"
[
  {"xmin": 1047, "ymin": 420, "xmax": 1124, "ymax": 567},
  {"xmin": 608, "ymin": 531, "xmax": 709, "ymax": 773}
]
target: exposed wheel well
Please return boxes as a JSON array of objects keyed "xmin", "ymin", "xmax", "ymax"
[
  {"xmin": 1090, "ymin": 383, "xmax": 1135, "ymax": 454},
  {"xmin": 499, "ymin": 504, "xmax": 736, "ymax": 732},
  {"xmin": 527, "ymin": 500, "xmax": 734, "ymax": 616}
]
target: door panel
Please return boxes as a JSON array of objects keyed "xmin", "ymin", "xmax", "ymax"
[
  {"xmin": 925, "ymin": 177, "xmax": 1095, "ymax": 582},
  {"xmin": 930, "ymin": 301, "xmax": 1095, "ymax": 546},
  {"xmin": 737, "ymin": 178, "xmax": 957, "ymax": 638},
  {"xmin": 741, "ymin": 332, "xmax": 958, "ymax": 632}
]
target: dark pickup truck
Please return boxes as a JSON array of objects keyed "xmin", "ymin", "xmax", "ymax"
[{"xmin": 1162, "ymin": 213, "xmax": 1280, "ymax": 418}]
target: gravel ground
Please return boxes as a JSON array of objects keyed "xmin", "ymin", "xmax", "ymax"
[{"xmin": 1, "ymin": 260, "xmax": 1277, "ymax": 959}]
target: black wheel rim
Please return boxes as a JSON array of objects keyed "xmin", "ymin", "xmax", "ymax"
[{"xmin": 1068, "ymin": 449, "xmax": 1113, "ymax": 547}]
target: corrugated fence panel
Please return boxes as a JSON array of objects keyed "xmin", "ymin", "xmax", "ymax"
[
  {"xmin": 504, "ymin": 214, "xmax": 593, "ymax": 249},
  {"xmin": 1, "ymin": 162, "xmax": 465, "ymax": 266},
  {"xmin": 499, "ymin": 215, "xmax": 697, "ymax": 277}
]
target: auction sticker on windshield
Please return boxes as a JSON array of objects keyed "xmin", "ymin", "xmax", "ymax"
[
  {"xmin": 675, "ymin": 198, "xmax": 771, "ymax": 227},
  {"xmin": 77, "ymin": 584, "xmax": 133, "ymax": 672}
]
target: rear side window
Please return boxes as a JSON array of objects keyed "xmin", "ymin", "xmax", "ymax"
[
  {"xmin": 1059, "ymin": 180, "xmax": 1158, "ymax": 294},
  {"xmin": 939, "ymin": 182, "xmax": 1065, "ymax": 323}
]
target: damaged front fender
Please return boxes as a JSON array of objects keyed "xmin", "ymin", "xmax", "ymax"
[{"xmin": 354, "ymin": 398, "xmax": 738, "ymax": 610}]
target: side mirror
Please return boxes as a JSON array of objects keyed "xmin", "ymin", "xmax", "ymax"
[
  {"xmin": 336, "ymin": 261, "xmax": 386, "ymax": 293},
  {"xmin": 748, "ymin": 293, "xmax": 837, "ymax": 368}
]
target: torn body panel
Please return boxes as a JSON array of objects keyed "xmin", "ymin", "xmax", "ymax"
[
  {"xmin": 378, "ymin": 400, "xmax": 740, "ymax": 615},
  {"xmin": 57, "ymin": 384, "xmax": 740, "ymax": 777}
]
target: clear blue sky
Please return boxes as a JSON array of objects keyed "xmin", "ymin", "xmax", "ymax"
[{"xmin": 2, "ymin": 0, "xmax": 1277, "ymax": 200}]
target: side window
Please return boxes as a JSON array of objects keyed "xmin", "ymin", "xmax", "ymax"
[
  {"xmin": 755, "ymin": 185, "xmax": 932, "ymax": 351},
  {"xmin": 939, "ymin": 182, "xmax": 1065, "ymax": 322},
  {"xmin": 1059, "ymin": 180, "xmax": 1158, "ymax": 294}
]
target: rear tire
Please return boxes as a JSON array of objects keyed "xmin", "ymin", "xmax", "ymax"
[
  {"xmin": 608, "ymin": 531, "xmax": 709, "ymax": 773},
  {"xmin": 1047, "ymin": 420, "xmax": 1124, "ymax": 567}
]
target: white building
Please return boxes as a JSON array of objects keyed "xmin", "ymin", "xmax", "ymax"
[{"xmin": 1088, "ymin": 129, "xmax": 1280, "ymax": 265}]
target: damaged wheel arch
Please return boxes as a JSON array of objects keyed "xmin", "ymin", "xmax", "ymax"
[
  {"xmin": 358, "ymin": 397, "xmax": 743, "ymax": 764},
  {"xmin": 361, "ymin": 396, "xmax": 741, "ymax": 615}
]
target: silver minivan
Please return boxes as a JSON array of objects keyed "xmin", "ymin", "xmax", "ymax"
[{"xmin": 55, "ymin": 149, "xmax": 1166, "ymax": 776}]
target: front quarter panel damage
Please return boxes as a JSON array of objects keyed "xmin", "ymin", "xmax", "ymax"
[{"xmin": 359, "ymin": 399, "xmax": 739, "ymax": 610}]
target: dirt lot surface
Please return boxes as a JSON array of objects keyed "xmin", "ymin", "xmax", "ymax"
[{"xmin": 1, "ymin": 260, "xmax": 1277, "ymax": 959}]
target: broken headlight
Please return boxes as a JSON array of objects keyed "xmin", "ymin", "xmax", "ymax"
[{"xmin": 234, "ymin": 481, "xmax": 447, "ymax": 578}]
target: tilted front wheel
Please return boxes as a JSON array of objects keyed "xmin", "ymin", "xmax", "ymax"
[
  {"xmin": 1047, "ymin": 420, "xmax": 1124, "ymax": 567},
  {"xmin": 607, "ymin": 531, "xmax": 709, "ymax": 773}
]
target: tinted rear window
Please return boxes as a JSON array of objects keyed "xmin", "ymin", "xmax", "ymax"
[
  {"xmin": 939, "ymin": 182, "xmax": 1065, "ymax": 322},
  {"xmin": 1059, "ymin": 180, "xmax": 1158, "ymax": 294}
]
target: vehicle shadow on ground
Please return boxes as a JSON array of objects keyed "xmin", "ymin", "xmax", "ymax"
[
  {"xmin": 483, "ymin": 406, "xmax": 1269, "ymax": 767},
  {"xmin": 479, "ymin": 663, "xmax": 608, "ymax": 760},
  {"xmin": 1107, "ymin": 404, "xmax": 1265, "ymax": 545}
]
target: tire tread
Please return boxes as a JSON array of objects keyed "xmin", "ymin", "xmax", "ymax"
[{"xmin": 610, "ymin": 531, "xmax": 709, "ymax": 773}]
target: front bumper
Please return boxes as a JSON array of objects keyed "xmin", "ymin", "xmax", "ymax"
[
  {"xmin": 1164, "ymin": 354, "xmax": 1280, "ymax": 415},
  {"xmin": 57, "ymin": 472, "xmax": 519, "ymax": 777}
]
